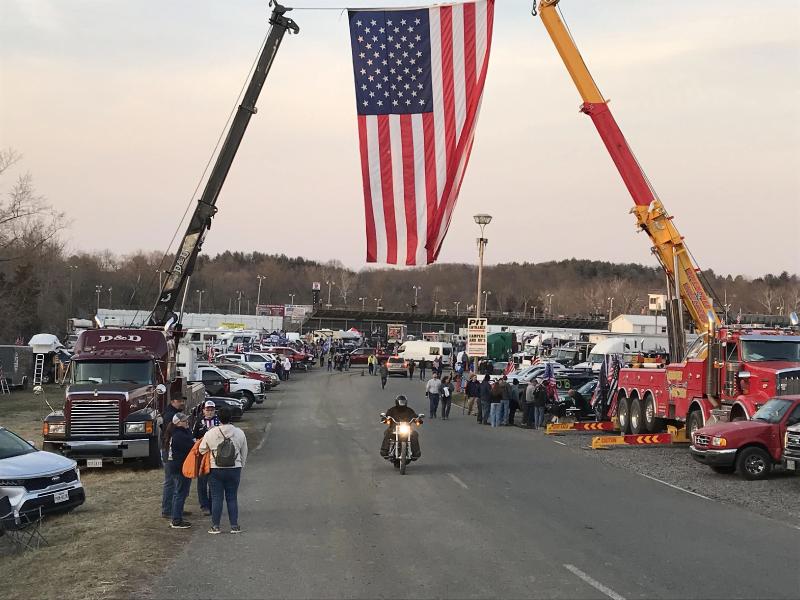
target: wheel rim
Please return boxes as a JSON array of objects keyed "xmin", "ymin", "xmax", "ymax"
[
  {"xmin": 645, "ymin": 400, "xmax": 654, "ymax": 424},
  {"xmin": 619, "ymin": 401, "xmax": 628, "ymax": 426},
  {"xmin": 631, "ymin": 406, "xmax": 640, "ymax": 429},
  {"xmin": 745, "ymin": 455, "xmax": 766, "ymax": 476}
]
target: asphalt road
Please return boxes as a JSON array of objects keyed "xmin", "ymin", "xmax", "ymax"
[{"xmin": 151, "ymin": 369, "xmax": 799, "ymax": 599}]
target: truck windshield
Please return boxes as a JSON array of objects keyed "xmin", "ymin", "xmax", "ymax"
[
  {"xmin": 73, "ymin": 361, "xmax": 154, "ymax": 385},
  {"xmin": 752, "ymin": 398, "xmax": 793, "ymax": 424},
  {"xmin": 741, "ymin": 340, "xmax": 800, "ymax": 362},
  {"xmin": 587, "ymin": 353, "xmax": 604, "ymax": 365}
]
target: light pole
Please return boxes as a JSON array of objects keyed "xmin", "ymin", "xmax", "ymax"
[
  {"xmin": 374, "ymin": 297, "xmax": 382, "ymax": 311},
  {"xmin": 359, "ymin": 296, "xmax": 366, "ymax": 311},
  {"xmin": 325, "ymin": 280, "xmax": 335, "ymax": 308},
  {"xmin": 607, "ymin": 296, "xmax": 615, "ymax": 327},
  {"xmin": 434, "ymin": 298, "xmax": 439, "ymax": 314},
  {"xmin": 412, "ymin": 285, "xmax": 422, "ymax": 313},
  {"xmin": 453, "ymin": 301, "xmax": 461, "ymax": 317},
  {"xmin": 289, "ymin": 293, "xmax": 296, "ymax": 305},
  {"xmin": 545, "ymin": 293, "xmax": 554, "ymax": 316},
  {"xmin": 95, "ymin": 284, "xmax": 103, "ymax": 312},
  {"xmin": 474, "ymin": 214, "xmax": 492, "ymax": 318},
  {"xmin": 256, "ymin": 275, "xmax": 266, "ymax": 312},
  {"xmin": 196, "ymin": 289, "xmax": 205, "ymax": 312},
  {"xmin": 482, "ymin": 290, "xmax": 492, "ymax": 313},
  {"xmin": 107, "ymin": 287, "xmax": 113, "ymax": 308},
  {"xmin": 236, "ymin": 290, "xmax": 243, "ymax": 314}
]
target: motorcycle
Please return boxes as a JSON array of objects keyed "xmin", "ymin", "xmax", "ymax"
[{"xmin": 380, "ymin": 413, "xmax": 424, "ymax": 475}]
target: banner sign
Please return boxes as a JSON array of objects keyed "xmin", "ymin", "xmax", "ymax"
[{"xmin": 466, "ymin": 317, "xmax": 488, "ymax": 357}]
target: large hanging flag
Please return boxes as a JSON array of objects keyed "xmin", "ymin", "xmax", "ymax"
[{"xmin": 348, "ymin": 0, "xmax": 495, "ymax": 265}]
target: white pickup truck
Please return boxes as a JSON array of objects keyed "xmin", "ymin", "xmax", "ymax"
[{"xmin": 191, "ymin": 364, "xmax": 266, "ymax": 411}]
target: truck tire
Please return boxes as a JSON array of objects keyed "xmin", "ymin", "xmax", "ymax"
[
  {"xmin": 736, "ymin": 446, "xmax": 772, "ymax": 481},
  {"xmin": 686, "ymin": 410, "xmax": 703, "ymax": 439},
  {"xmin": 629, "ymin": 398, "xmax": 646, "ymax": 435},
  {"xmin": 617, "ymin": 395, "xmax": 630, "ymax": 434},
  {"xmin": 643, "ymin": 394, "xmax": 665, "ymax": 433},
  {"xmin": 146, "ymin": 428, "xmax": 162, "ymax": 469},
  {"xmin": 241, "ymin": 390, "xmax": 255, "ymax": 411}
]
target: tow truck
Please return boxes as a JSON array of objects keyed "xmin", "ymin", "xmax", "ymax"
[
  {"xmin": 536, "ymin": 1, "xmax": 800, "ymax": 437},
  {"xmin": 42, "ymin": 3, "xmax": 299, "ymax": 466}
]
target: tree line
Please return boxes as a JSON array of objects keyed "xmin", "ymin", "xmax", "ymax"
[{"xmin": 1, "ymin": 149, "xmax": 798, "ymax": 342}]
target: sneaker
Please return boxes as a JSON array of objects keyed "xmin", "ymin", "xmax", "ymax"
[
  {"xmin": 170, "ymin": 520, "xmax": 192, "ymax": 529},
  {"xmin": 208, "ymin": 526, "xmax": 221, "ymax": 535},
  {"xmin": 230, "ymin": 526, "xmax": 242, "ymax": 534}
]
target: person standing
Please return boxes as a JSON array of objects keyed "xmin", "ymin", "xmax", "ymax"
[
  {"xmin": 367, "ymin": 354, "xmax": 374, "ymax": 376},
  {"xmin": 508, "ymin": 378, "xmax": 521, "ymax": 426},
  {"xmin": 489, "ymin": 378, "xmax": 503, "ymax": 427},
  {"xmin": 499, "ymin": 375, "xmax": 512, "ymax": 426},
  {"xmin": 419, "ymin": 359, "xmax": 427, "ymax": 381},
  {"xmin": 440, "ymin": 374, "xmax": 454, "ymax": 420},
  {"xmin": 275, "ymin": 358, "xmax": 285, "ymax": 381},
  {"xmin": 533, "ymin": 379, "xmax": 548, "ymax": 430},
  {"xmin": 464, "ymin": 373, "xmax": 479, "ymax": 416},
  {"xmin": 192, "ymin": 400, "xmax": 220, "ymax": 516},
  {"xmin": 164, "ymin": 412, "xmax": 194, "ymax": 529},
  {"xmin": 161, "ymin": 396, "xmax": 186, "ymax": 519},
  {"xmin": 379, "ymin": 361, "xmax": 389, "ymax": 390},
  {"xmin": 327, "ymin": 352, "xmax": 334, "ymax": 372},
  {"xmin": 478, "ymin": 374, "xmax": 492, "ymax": 425},
  {"xmin": 407, "ymin": 359, "xmax": 415, "ymax": 379},
  {"xmin": 199, "ymin": 406, "xmax": 248, "ymax": 534},
  {"xmin": 283, "ymin": 356, "xmax": 292, "ymax": 380},
  {"xmin": 425, "ymin": 372, "xmax": 443, "ymax": 419}
]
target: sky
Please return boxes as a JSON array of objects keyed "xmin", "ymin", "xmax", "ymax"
[{"xmin": 1, "ymin": 0, "xmax": 799, "ymax": 277}]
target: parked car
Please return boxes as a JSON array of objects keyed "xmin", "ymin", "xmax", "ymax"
[
  {"xmin": 0, "ymin": 425, "xmax": 85, "ymax": 520},
  {"xmin": 348, "ymin": 347, "xmax": 377, "ymax": 365},
  {"xmin": 385, "ymin": 356, "xmax": 408, "ymax": 376},
  {"xmin": 263, "ymin": 346, "xmax": 314, "ymax": 370},
  {"xmin": 691, "ymin": 395, "xmax": 800, "ymax": 480},
  {"xmin": 213, "ymin": 362, "xmax": 273, "ymax": 388}
]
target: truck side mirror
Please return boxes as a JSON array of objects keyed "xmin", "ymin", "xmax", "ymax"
[{"xmin": 156, "ymin": 384, "xmax": 167, "ymax": 394}]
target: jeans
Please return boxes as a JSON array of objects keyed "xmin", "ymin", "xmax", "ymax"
[
  {"xmin": 169, "ymin": 461, "xmax": 191, "ymax": 522},
  {"xmin": 210, "ymin": 467, "xmax": 242, "ymax": 528},
  {"xmin": 197, "ymin": 473, "xmax": 211, "ymax": 511},
  {"xmin": 480, "ymin": 400, "xmax": 492, "ymax": 424},
  {"xmin": 490, "ymin": 402, "xmax": 501, "ymax": 427},
  {"xmin": 535, "ymin": 406, "xmax": 546, "ymax": 429},
  {"xmin": 500, "ymin": 400, "xmax": 510, "ymax": 425},
  {"xmin": 381, "ymin": 376, "xmax": 388, "ymax": 389},
  {"xmin": 161, "ymin": 450, "xmax": 174, "ymax": 516},
  {"xmin": 419, "ymin": 369, "xmax": 426, "ymax": 380},
  {"xmin": 368, "ymin": 364, "xmax": 374, "ymax": 375},
  {"xmin": 428, "ymin": 393, "xmax": 440, "ymax": 417},
  {"xmin": 327, "ymin": 360, "xmax": 333, "ymax": 372},
  {"xmin": 442, "ymin": 395, "xmax": 452, "ymax": 418}
]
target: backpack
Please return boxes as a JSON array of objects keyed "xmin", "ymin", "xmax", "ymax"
[{"xmin": 214, "ymin": 428, "xmax": 238, "ymax": 467}]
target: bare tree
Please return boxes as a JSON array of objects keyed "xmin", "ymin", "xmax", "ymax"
[
  {"xmin": 758, "ymin": 287, "xmax": 776, "ymax": 314},
  {"xmin": 339, "ymin": 269, "xmax": 358, "ymax": 306}
]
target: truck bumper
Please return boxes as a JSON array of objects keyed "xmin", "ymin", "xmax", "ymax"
[
  {"xmin": 50, "ymin": 438, "xmax": 152, "ymax": 460},
  {"xmin": 690, "ymin": 446, "xmax": 737, "ymax": 467},
  {"xmin": 784, "ymin": 452, "xmax": 800, "ymax": 472}
]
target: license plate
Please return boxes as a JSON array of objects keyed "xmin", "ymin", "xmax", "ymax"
[
  {"xmin": 53, "ymin": 490, "xmax": 69, "ymax": 503},
  {"xmin": 86, "ymin": 458, "xmax": 103, "ymax": 468},
  {"xmin": 787, "ymin": 459, "xmax": 796, "ymax": 471}
]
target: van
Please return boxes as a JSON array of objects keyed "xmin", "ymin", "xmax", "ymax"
[
  {"xmin": 397, "ymin": 340, "xmax": 453, "ymax": 367},
  {"xmin": 576, "ymin": 335, "xmax": 670, "ymax": 371}
]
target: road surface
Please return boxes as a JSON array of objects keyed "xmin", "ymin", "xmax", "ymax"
[{"xmin": 151, "ymin": 368, "xmax": 799, "ymax": 599}]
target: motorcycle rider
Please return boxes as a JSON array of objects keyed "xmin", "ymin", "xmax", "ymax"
[{"xmin": 380, "ymin": 395, "xmax": 422, "ymax": 460}]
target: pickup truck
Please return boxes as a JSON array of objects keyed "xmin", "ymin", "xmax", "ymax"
[
  {"xmin": 192, "ymin": 365, "xmax": 265, "ymax": 411},
  {"xmin": 784, "ymin": 422, "xmax": 800, "ymax": 473},
  {"xmin": 691, "ymin": 395, "xmax": 800, "ymax": 480}
]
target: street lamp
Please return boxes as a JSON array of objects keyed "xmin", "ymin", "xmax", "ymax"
[
  {"xmin": 453, "ymin": 301, "xmax": 461, "ymax": 316},
  {"xmin": 482, "ymin": 290, "xmax": 492, "ymax": 313},
  {"xmin": 107, "ymin": 287, "xmax": 113, "ymax": 309},
  {"xmin": 545, "ymin": 293, "xmax": 554, "ymax": 316},
  {"xmin": 474, "ymin": 213, "xmax": 492, "ymax": 318},
  {"xmin": 412, "ymin": 285, "xmax": 422, "ymax": 313},
  {"xmin": 196, "ymin": 289, "xmax": 205, "ymax": 312},
  {"xmin": 289, "ymin": 293, "xmax": 296, "ymax": 305},
  {"xmin": 374, "ymin": 297, "xmax": 382, "ymax": 311},
  {"xmin": 359, "ymin": 296, "xmax": 366, "ymax": 311},
  {"xmin": 256, "ymin": 275, "xmax": 267, "ymax": 313},
  {"xmin": 236, "ymin": 290, "xmax": 243, "ymax": 314},
  {"xmin": 95, "ymin": 284, "xmax": 103, "ymax": 312},
  {"xmin": 607, "ymin": 296, "xmax": 615, "ymax": 327},
  {"xmin": 325, "ymin": 280, "xmax": 335, "ymax": 308}
]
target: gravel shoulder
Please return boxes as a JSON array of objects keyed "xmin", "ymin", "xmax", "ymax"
[{"xmin": 0, "ymin": 384, "xmax": 275, "ymax": 600}]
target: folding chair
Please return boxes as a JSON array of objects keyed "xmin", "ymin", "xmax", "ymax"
[{"xmin": 0, "ymin": 496, "xmax": 48, "ymax": 552}]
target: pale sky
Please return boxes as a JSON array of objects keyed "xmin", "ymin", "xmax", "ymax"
[{"xmin": 1, "ymin": 0, "xmax": 799, "ymax": 277}]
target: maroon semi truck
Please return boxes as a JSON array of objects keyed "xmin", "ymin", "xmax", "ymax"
[{"xmin": 42, "ymin": 328, "xmax": 204, "ymax": 466}]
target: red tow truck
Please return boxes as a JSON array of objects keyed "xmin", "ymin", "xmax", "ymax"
[{"xmin": 537, "ymin": 1, "xmax": 800, "ymax": 436}]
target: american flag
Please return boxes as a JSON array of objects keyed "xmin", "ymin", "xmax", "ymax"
[{"xmin": 348, "ymin": 1, "xmax": 495, "ymax": 265}]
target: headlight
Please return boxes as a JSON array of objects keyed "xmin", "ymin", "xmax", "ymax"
[
  {"xmin": 46, "ymin": 422, "xmax": 66, "ymax": 435},
  {"xmin": 125, "ymin": 422, "xmax": 146, "ymax": 434},
  {"xmin": 397, "ymin": 423, "xmax": 411, "ymax": 436},
  {"xmin": 711, "ymin": 436, "xmax": 727, "ymax": 447}
]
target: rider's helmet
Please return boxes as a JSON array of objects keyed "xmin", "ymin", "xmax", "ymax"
[{"xmin": 395, "ymin": 394, "xmax": 408, "ymax": 406}]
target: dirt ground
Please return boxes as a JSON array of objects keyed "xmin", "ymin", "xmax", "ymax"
[{"xmin": 0, "ymin": 385, "xmax": 270, "ymax": 600}]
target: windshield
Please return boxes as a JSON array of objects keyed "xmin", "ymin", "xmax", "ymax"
[
  {"xmin": 577, "ymin": 379, "xmax": 598, "ymax": 396},
  {"xmin": 0, "ymin": 428, "xmax": 37, "ymax": 460},
  {"xmin": 587, "ymin": 353, "xmax": 604, "ymax": 365},
  {"xmin": 741, "ymin": 340, "xmax": 800, "ymax": 362},
  {"xmin": 752, "ymin": 398, "xmax": 794, "ymax": 423},
  {"xmin": 554, "ymin": 349, "xmax": 577, "ymax": 359},
  {"xmin": 73, "ymin": 360, "xmax": 154, "ymax": 385}
]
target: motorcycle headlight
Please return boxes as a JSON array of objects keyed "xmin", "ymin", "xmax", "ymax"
[
  {"xmin": 125, "ymin": 422, "xmax": 146, "ymax": 434},
  {"xmin": 711, "ymin": 436, "xmax": 727, "ymax": 448},
  {"xmin": 397, "ymin": 423, "xmax": 411, "ymax": 436}
]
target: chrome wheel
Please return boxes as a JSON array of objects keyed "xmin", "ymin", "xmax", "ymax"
[{"xmin": 745, "ymin": 455, "xmax": 766, "ymax": 477}]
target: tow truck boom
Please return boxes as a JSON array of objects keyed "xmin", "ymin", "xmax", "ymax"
[
  {"xmin": 537, "ymin": 0, "xmax": 719, "ymax": 341},
  {"xmin": 148, "ymin": 2, "xmax": 299, "ymax": 326}
]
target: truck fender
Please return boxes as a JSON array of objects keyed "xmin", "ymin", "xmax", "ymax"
[
  {"xmin": 729, "ymin": 400, "xmax": 752, "ymax": 422},
  {"xmin": 688, "ymin": 398, "xmax": 712, "ymax": 424}
]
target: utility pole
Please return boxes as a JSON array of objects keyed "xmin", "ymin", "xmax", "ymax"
[
  {"xmin": 237, "ymin": 290, "xmax": 243, "ymax": 315},
  {"xmin": 256, "ymin": 275, "xmax": 266, "ymax": 312},
  {"xmin": 95, "ymin": 284, "xmax": 103, "ymax": 313},
  {"xmin": 196, "ymin": 289, "xmax": 205, "ymax": 312},
  {"xmin": 607, "ymin": 296, "xmax": 615, "ymax": 328},
  {"xmin": 453, "ymin": 301, "xmax": 461, "ymax": 317},
  {"xmin": 325, "ymin": 280, "xmax": 335, "ymax": 308},
  {"xmin": 108, "ymin": 287, "xmax": 113, "ymax": 309},
  {"xmin": 474, "ymin": 214, "xmax": 492, "ymax": 318}
]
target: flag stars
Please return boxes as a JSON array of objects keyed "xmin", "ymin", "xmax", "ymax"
[
  {"xmin": 365, "ymin": 27, "xmax": 370, "ymax": 33},
  {"xmin": 400, "ymin": 19, "xmax": 406, "ymax": 25},
  {"xmin": 414, "ymin": 17, "xmax": 420, "ymax": 25},
  {"xmin": 370, "ymin": 19, "xmax": 377, "ymax": 26}
]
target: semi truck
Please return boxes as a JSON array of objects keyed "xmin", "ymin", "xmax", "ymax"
[
  {"xmin": 42, "ymin": 3, "xmax": 299, "ymax": 465},
  {"xmin": 537, "ymin": 1, "xmax": 800, "ymax": 436}
]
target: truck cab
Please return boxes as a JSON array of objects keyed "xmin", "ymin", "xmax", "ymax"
[{"xmin": 42, "ymin": 328, "xmax": 204, "ymax": 466}]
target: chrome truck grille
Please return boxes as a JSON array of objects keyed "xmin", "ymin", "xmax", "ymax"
[
  {"xmin": 69, "ymin": 401, "xmax": 120, "ymax": 437},
  {"xmin": 786, "ymin": 432, "xmax": 800, "ymax": 459},
  {"xmin": 776, "ymin": 370, "xmax": 800, "ymax": 396}
]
